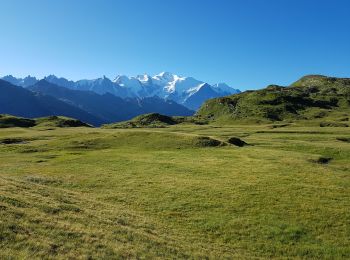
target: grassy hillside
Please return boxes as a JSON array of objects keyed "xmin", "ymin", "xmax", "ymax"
[
  {"xmin": 103, "ymin": 113, "xmax": 209, "ymax": 128},
  {"xmin": 196, "ymin": 75, "xmax": 350, "ymax": 125},
  {"xmin": 35, "ymin": 116, "xmax": 91, "ymax": 128},
  {"xmin": 103, "ymin": 113, "xmax": 178, "ymax": 128},
  {"xmin": 0, "ymin": 122, "xmax": 349, "ymax": 258},
  {"xmin": 0, "ymin": 114, "xmax": 91, "ymax": 128},
  {"xmin": 0, "ymin": 114, "xmax": 36, "ymax": 128}
]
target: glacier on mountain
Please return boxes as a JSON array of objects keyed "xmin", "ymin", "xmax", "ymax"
[{"xmin": 1, "ymin": 72, "xmax": 240, "ymax": 110}]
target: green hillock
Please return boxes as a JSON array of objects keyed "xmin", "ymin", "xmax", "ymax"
[
  {"xmin": 104, "ymin": 113, "xmax": 179, "ymax": 128},
  {"xmin": 227, "ymin": 137, "xmax": 248, "ymax": 147},
  {"xmin": 192, "ymin": 136, "xmax": 223, "ymax": 147},
  {"xmin": 0, "ymin": 114, "xmax": 92, "ymax": 128},
  {"xmin": 104, "ymin": 113, "xmax": 210, "ymax": 129},
  {"xmin": 196, "ymin": 75, "xmax": 350, "ymax": 124},
  {"xmin": 35, "ymin": 116, "xmax": 91, "ymax": 128},
  {"xmin": 0, "ymin": 114, "xmax": 36, "ymax": 128}
]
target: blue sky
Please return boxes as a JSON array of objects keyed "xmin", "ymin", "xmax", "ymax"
[{"xmin": 1, "ymin": 0, "xmax": 349, "ymax": 90}]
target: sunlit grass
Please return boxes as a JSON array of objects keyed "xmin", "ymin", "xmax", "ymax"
[{"xmin": 0, "ymin": 123, "xmax": 349, "ymax": 258}]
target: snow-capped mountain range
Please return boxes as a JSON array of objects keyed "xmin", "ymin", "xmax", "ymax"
[{"xmin": 1, "ymin": 72, "xmax": 240, "ymax": 110}]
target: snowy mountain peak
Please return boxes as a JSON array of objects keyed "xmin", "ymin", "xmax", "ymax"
[
  {"xmin": 212, "ymin": 83, "xmax": 240, "ymax": 95},
  {"xmin": 113, "ymin": 75, "xmax": 143, "ymax": 94},
  {"xmin": 136, "ymin": 74, "xmax": 149, "ymax": 80},
  {"xmin": 155, "ymin": 71, "xmax": 174, "ymax": 79},
  {"xmin": 153, "ymin": 72, "xmax": 186, "ymax": 83},
  {"xmin": 212, "ymin": 83, "xmax": 229, "ymax": 89},
  {"xmin": 113, "ymin": 75, "xmax": 128, "ymax": 83},
  {"xmin": 114, "ymin": 75, "xmax": 137, "ymax": 84},
  {"xmin": 1, "ymin": 72, "xmax": 241, "ymax": 110},
  {"xmin": 186, "ymin": 83, "xmax": 213, "ymax": 95}
]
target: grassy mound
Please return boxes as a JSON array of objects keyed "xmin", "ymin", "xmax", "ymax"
[
  {"xmin": 196, "ymin": 75, "xmax": 350, "ymax": 124},
  {"xmin": 0, "ymin": 114, "xmax": 36, "ymax": 128},
  {"xmin": 104, "ymin": 113, "xmax": 210, "ymax": 129},
  {"xmin": 0, "ymin": 114, "xmax": 91, "ymax": 128},
  {"xmin": 227, "ymin": 137, "xmax": 248, "ymax": 147},
  {"xmin": 35, "ymin": 116, "xmax": 91, "ymax": 128},
  {"xmin": 192, "ymin": 136, "xmax": 223, "ymax": 147},
  {"xmin": 104, "ymin": 113, "xmax": 178, "ymax": 128}
]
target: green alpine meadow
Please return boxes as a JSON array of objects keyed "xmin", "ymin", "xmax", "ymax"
[
  {"xmin": 2, "ymin": 1, "xmax": 350, "ymax": 258},
  {"xmin": 1, "ymin": 75, "xmax": 349, "ymax": 259}
]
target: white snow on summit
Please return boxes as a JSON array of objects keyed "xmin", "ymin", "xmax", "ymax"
[{"xmin": 2, "ymin": 72, "xmax": 240, "ymax": 110}]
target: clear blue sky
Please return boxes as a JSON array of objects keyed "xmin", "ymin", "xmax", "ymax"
[{"xmin": 1, "ymin": 0, "xmax": 349, "ymax": 90}]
